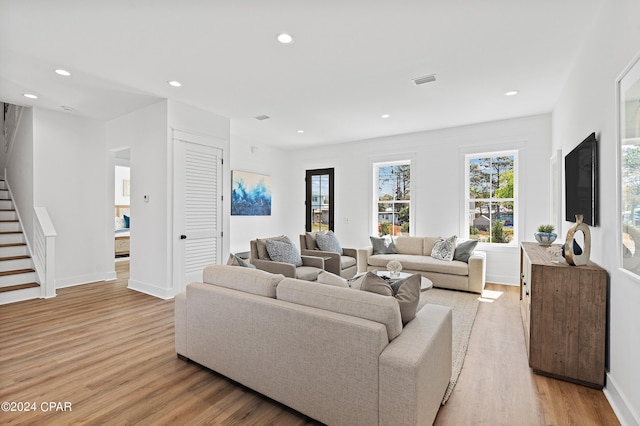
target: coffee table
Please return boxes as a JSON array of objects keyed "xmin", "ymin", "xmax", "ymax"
[{"xmin": 376, "ymin": 271, "xmax": 433, "ymax": 291}]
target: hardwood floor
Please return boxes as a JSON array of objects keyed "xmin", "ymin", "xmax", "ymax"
[{"xmin": 0, "ymin": 264, "xmax": 619, "ymax": 425}]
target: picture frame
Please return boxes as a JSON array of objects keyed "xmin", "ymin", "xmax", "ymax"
[
  {"xmin": 618, "ymin": 50, "xmax": 640, "ymax": 278},
  {"xmin": 231, "ymin": 170, "xmax": 272, "ymax": 216}
]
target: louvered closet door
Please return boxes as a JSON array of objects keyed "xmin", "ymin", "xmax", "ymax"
[{"xmin": 174, "ymin": 135, "xmax": 223, "ymax": 293}]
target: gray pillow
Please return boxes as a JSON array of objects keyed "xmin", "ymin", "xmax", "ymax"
[
  {"xmin": 370, "ymin": 236, "xmax": 398, "ymax": 254},
  {"xmin": 453, "ymin": 239, "xmax": 478, "ymax": 263},
  {"xmin": 226, "ymin": 253, "xmax": 256, "ymax": 268},
  {"xmin": 265, "ymin": 239, "xmax": 303, "ymax": 267},
  {"xmin": 315, "ymin": 231, "xmax": 343, "ymax": 254},
  {"xmin": 431, "ymin": 235, "xmax": 457, "ymax": 261},
  {"xmin": 358, "ymin": 272, "xmax": 393, "ymax": 296},
  {"xmin": 393, "ymin": 274, "xmax": 421, "ymax": 324}
]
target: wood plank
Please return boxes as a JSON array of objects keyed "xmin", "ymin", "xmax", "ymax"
[{"xmin": 0, "ymin": 264, "xmax": 619, "ymax": 425}]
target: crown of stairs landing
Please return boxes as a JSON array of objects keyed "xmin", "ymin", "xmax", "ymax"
[{"xmin": 0, "ymin": 180, "xmax": 40, "ymax": 303}]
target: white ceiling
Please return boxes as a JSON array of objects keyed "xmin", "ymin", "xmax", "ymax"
[{"xmin": 0, "ymin": 0, "xmax": 605, "ymax": 149}]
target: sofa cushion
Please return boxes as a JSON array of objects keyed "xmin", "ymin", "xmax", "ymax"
[
  {"xmin": 341, "ymin": 255, "xmax": 357, "ymax": 269},
  {"xmin": 395, "ymin": 236, "xmax": 423, "ymax": 255},
  {"xmin": 368, "ymin": 254, "xmax": 470, "ymax": 276},
  {"xmin": 277, "ymin": 278, "xmax": 403, "ymax": 341},
  {"xmin": 295, "ymin": 266, "xmax": 322, "ymax": 281},
  {"xmin": 202, "ymin": 264, "xmax": 285, "ymax": 298},
  {"xmin": 431, "ymin": 236, "xmax": 457, "ymax": 261},
  {"xmin": 370, "ymin": 236, "xmax": 398, "ymax": 254},
  {"xmin": 266, "ymin": 238, "xmax": 303, "ymax": 267},
  {"xmin": 422, "ymin": 237, "xmax": 439, "ymax": 256},
  {"xmin": 317, "ymin": 271, "xmax": 349, "ymax": 287},
  {"xmin": 453, "ymin": 239, "xmax": 479, "ymax": 263},
  {"xmin": 315, "ymin": 230, "xmax": 343, "ymax": 254}
]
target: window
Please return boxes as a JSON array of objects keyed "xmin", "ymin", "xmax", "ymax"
[
  {"xmin": 374, "ymin": 161, "xmax": 411, "ymax": 236},
  {"xmin": 306, "ymin": 168, "xmax": 334, "ymax": 232},
  {"xmin": 466, "ymin": 152, "xmax": 517, "ymax": 244}
]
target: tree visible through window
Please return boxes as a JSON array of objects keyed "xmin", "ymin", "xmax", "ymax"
[
  {"xmin": 467, "ymin": 153, "xmax": 516, "ymax": 244},
  {"xmin": 375, "ymin": 161, "xmax": 411, "ymax": 236}
]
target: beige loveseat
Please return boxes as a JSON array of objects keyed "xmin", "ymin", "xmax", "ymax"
[
  {"xmin": 358, "ymin": 236, "xmax": 486, "ymax": 294},
  {"xmin": 175, "ymin": 265, "xmax": 452, "ymax": 426}
]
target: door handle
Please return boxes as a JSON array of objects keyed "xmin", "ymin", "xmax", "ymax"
[{"xmin": 180, "ymin": 235, "xmax": 187, "ymax": 240}]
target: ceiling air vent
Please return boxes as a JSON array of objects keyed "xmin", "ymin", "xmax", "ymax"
[
  {"xmin": 254, "ymin": 114, "xmax": 270, "ymax": 121},
  {"xmin": 412, "ymin": 74, "xmax": 436, "ymax": 86}
]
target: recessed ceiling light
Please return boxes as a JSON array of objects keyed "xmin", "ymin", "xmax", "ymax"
[
  {"xmin": 168, "ymin": 80, "xmax": 182, "ymax": 87},
  {"xmin": 55, "ymin": 69, "xmax": 71, "ymax": 76},
  {"xmin": 505, "ymin": 90, "xmax": 519, "ymax": 96},
  {"xmin": 297, "ymin": 130, "xmax": 305, "ymax": 134},
  {"xmin": 23, "ymin": 93, "xmax": 38, "ymax": 99},
  {"xmin": 381, "ymin": 114, "xmax": 391, "ymax": 119},
  {"xmin": 277, "ymin": 33, "xmax": 294, "ymax": 44}
]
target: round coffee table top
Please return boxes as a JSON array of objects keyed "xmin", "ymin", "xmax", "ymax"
[{"xmin": 376, "ymin": 271, "xmax": 433, "ymax": 291}]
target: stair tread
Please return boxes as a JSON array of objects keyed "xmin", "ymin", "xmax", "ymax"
[
  {"xmin": 0, "ymin": 268, "xmax": 35, "ymax": 276},
  {"xmin": 0, "ymin": 220, "xmax": 18, "ymax": 223},
  {"xmin": 0, "ymin": 243, "xmax": 26, "ymax": 247},
  {"xmin": 0, "ymin": 255, "xmax": 30, "ymax": 261},
  {"xmin": 0, "ymin": 282, "xmax": 39, "ymax": 293},
  {"xmin": 0, "ymin": 231, "xmax": 22, "ymax": 234}
]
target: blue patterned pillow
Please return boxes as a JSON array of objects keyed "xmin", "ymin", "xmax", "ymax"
[
  {"xmin": 265, "ymin": 239, "xmax": 303, "ymax": 267},
  {"xmin": 315, "ymin": 231, "xmax": 343, "ymax": 254},
  {"xmin": 431, "ymin": 235, "xmax": 457, "ymax": 261}
]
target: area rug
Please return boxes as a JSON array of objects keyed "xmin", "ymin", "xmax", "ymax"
[{"xmin": 419, "ymin": 288, "xmax": 480, "ymax": 404}]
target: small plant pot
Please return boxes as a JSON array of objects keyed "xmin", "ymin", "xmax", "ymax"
[{"xmin": 534, "ymin": 232, "xmax": 557, "ymax": 246}]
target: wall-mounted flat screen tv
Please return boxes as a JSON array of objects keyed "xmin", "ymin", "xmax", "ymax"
[{"xmin": 565, "ymin": 132, "xmax": 598, "ymax": 226}]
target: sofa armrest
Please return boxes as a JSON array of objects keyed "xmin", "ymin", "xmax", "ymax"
[
  {"xmin": 357, "ymin": 247, "xmax": 373, "ymax": 273},
  {"xmin": 301, "ymin": 249, "xmax": 340, "ymax": 274},
  {"xmin": 467, "ymin": 250, "xmax": 486, "ymax": 294},
  {"xmin": 252, "ymin": 258, "xmax": 296, "ymax": 278},
  {"xmin": 379, "ymin": 304, "xmax": 452, "ymax": 426},
  {"xmin": 301, "ymin": 255, "xmax": 325, "ymax": 269}
]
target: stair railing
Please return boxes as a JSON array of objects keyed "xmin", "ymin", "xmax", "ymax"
[
  {"xmin": 3, "ymin": 104, "xmax": 23, "ymax": 155},
  {"xmin": 33, "ymin": 207, "xmax": 57, "ymax": 298}
]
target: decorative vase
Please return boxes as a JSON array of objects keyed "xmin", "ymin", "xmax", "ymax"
[
  {"xmin": 387, "ymin": 260, "xmax": 402, "ymax": 278},
  {"xmin": 534, "ymin": 232, "xmax": 557, "ymax": 246},
  {"xmin": 563, "ymin": 214, "xmax": 591, "ymax": 266}
]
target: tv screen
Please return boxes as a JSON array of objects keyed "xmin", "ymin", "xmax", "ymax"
[{"xmin": 565, "ymin": 132, "xmax": 598, "ymax": 226}]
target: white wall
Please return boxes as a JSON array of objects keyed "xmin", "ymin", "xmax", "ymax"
[
  {"xmin": 32, "ymin": 109, "xmax": 111, "ymax": 287},
  {"xmin": 552, "ymin": 0, "xmax": 640, "ymax": 423},
  {"xmin": 282, "ymin": 114, "xmax": 551, "ymax": 285},
  {"xmin": 5, "ymin": 107, "xmax": 34, "ymax": 246},
  {"xmin": 107, "ymin": 100, "xmax": 170, "ymax": 297}
]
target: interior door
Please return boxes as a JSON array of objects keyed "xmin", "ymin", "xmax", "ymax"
[
  {"xmin": 305, "ymin": 168, "xmax": 334, "ymax": 232},
  {"xmin": 174, "ymin": 132, "xmax": 224, "ymax": 293}
]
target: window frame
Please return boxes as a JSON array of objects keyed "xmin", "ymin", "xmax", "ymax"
[
  {"xmin": 305, "ymin": 168, "xmax": 334, "ymax": 232},
  {"xmin": 464, "ymin": 150, "xmax": 519, "ymax": 247},
  {"xmin": 371, "ymin": 159, "xmax": 414, "ymax": 237}
]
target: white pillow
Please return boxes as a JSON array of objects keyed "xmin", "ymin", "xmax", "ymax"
[
  {"xmin": 431, "ymin": 235, "xmax": 457, "ymax": 261},
  {"xmin": 115, "ymin": 216, "xmax": 125, "ymax": 230}
]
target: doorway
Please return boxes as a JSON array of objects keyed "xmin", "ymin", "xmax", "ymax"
[
  {"xmin": 305, "ymin": 168, "xmax": 334, "ymax": 232},
  {"xmin": 114, "ymin": 149, "xmax": 131, "ymax": 264}
]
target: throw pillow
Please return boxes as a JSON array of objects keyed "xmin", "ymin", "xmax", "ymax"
[
  {"xmin": 393, "ymin": 274, "xmax": 421, "ymax": 324},
  {"xmin": 265, "ymin": 238, "xmax": 303, "ymax": 267},
  {"xmin": 315, "ymin": 230, "xmax": 343, "ymax": 254},
  {"xmin": 255, "ymin": 235, "xmax": 287, "ymax": 260},
  {"xmin": 226, "ymin": 253, "xmax": 256, "ymax": 268},
  {"xmin": 453, "ymin": 239, "xmax": 478, "ymax": 263},
  {"xmin": 358, "ymin": 272, "xmax": 393, "ymax": 296},
  {"xmin": 123, "ymin": 214, "xmax": 130, "ymax": 228},
  {"xmin": 431, "ymin": 235, "xmax": 457, "ymax": 261},
  {"xmin": 370, "ymin": 236, "xmax": 398, "ymax": 255},
  {"xmin": 317, "ymin": 271, "xmax": 349, "ymax": 288}
]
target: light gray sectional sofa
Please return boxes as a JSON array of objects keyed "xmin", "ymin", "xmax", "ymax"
[
  {"xmin": 358, "ymin": 236, "xmax": 486, "ymax": 294},
  {"xmin": 175, "ymin": 264, "xmax": 452, "ymax": 426}
]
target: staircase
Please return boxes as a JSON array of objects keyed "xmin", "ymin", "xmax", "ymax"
[{"xmin": 0, "ymin": 179, "xmax": 39, "ymax": 303}]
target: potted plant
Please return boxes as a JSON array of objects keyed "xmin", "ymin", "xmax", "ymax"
[{"xmin": 534, "ymin": 224, "xmax": 557, "ymax": 246}]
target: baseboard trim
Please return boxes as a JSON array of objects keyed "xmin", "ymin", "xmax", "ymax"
[
  {"xmin": 604, "ymin": 372, "xmax": 640, "ymax": 426},
  {"xmin": 127, "ymin": 279, "xmax": 174, "ymax": 299},
  {"xmin": 56, "ymin": 272, "xmax": 114, "ymax": 289}
]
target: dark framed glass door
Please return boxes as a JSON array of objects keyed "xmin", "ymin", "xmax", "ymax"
[{"xmin": 306, "ymin": 168, "xmax": 334, "ymax": 232}]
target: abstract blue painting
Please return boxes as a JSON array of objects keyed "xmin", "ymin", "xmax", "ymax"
[{"xmin": 231, "ymin": 170, "xmax": 272, "ymax": 216}]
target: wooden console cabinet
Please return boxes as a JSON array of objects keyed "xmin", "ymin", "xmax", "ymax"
[{"xmin": 520, "ymin": 242, "xmax": 607, "ymax": 388}]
